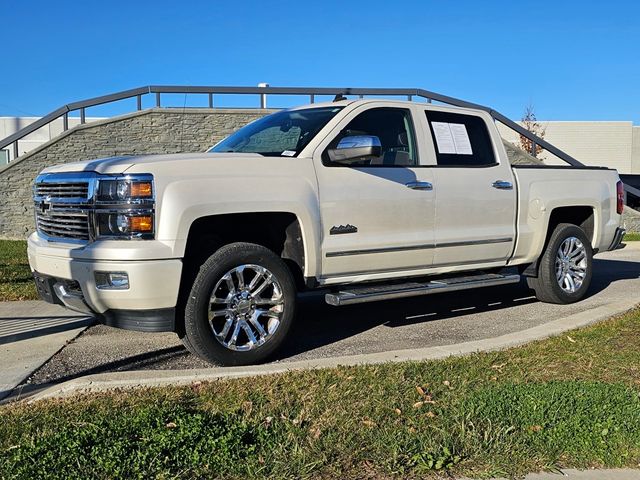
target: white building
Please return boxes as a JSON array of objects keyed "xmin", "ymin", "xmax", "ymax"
[
  {"xmin": 498, "ymin": 121, "xmax": 640, "ymax": 174},
  {"xmin": 0, "ymin": 116, "xmax": 104, "ymax": 165}
]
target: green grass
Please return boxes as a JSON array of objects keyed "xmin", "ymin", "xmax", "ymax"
[
  {"xmin": 2, "ymin": 309, "xmax": 640, "ymax": 479},
  {"xmin": 0, "ymin": 240, "xmax": 37, "ymax": 301},
  {"xmin": 624, "ymin": 232, "xmax": 640, "ymax": 241}
]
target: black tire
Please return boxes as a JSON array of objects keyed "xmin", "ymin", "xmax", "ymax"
[
  {"xmin": 180, "ymin": 333, "xmax": 199, "ymax": 356},
  {"xmin": 526, "ymin": 223, "xmax": 593, "ymax": 304},
  {"xmin": 184, "ymin": 242, "xmax": 296, "ymax": 366}
]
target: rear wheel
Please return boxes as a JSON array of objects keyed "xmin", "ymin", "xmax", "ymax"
[
  {"xmin": 184, "ymin": 242, "xmax": 296, "ymax": 366},
  {"xmin": 527, "ymin": 223, "xmax": 593, "ymax": 304}
]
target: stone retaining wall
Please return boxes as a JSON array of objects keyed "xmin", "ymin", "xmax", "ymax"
[
  {"xmin": 1, "ymin": 109, "xmax": 638, "ymax": 238},
  {"xmin": 622, "ymin": 206, "xmax": 640, "ymax": 233},
  {"xmin": 0, "ymin": 108, "xmax": 269, "ymax": 238}
]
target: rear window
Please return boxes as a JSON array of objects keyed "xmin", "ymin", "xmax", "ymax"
[{"xmin": 425, "ymin": 111, "xmax": 496, "ymax": 167}]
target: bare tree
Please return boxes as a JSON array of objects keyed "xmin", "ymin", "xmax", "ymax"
[{"xmin": 519, "ymin": 104, "xmax": 546, "ymax": 158}]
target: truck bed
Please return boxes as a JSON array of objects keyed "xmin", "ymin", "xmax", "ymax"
[{"xmin": 510, "ymin": 165, "xmax": 621, "ymax": 265}]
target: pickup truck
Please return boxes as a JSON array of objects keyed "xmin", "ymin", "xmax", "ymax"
[{"xmin": 28, "ymin": 99, "xmax": 626, "ymax": 365}]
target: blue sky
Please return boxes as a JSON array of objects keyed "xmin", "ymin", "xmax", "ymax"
[{"xmin": 1, "ymin": 0, "xmax": 639, "ymax": 122}]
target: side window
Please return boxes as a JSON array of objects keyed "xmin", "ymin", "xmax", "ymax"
[
  {"xmin": 425, "ymin": 111, "xmax": 496, "ymax": 167},
  {"xmin": 324, "ymin": 108, "xmax": 418, "ymax": 167}
]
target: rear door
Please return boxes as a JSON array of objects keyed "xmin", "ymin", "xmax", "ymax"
[{"xmin": 422, "ymin": 109, "xmax": 517, "ymax": 268}]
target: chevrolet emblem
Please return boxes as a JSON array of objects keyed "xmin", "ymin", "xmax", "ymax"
[{"xmin": 39, "ymin": 199, "xmax": 51, "ymax": 215}]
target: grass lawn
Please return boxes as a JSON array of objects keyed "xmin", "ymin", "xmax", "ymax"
[
  {"xmin": 2, "ymin": 309, "xmax": 640, "ymax": 479},
  {"xmin": 624, "ymin": 232, "xmax": 640, "ymax": 241},
  {"xmin": 0, "ymin": 240, "xmax": 37, "ymax": 301}
]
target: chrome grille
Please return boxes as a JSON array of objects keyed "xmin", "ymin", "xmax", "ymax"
[
  {"xmin": 34, "ymin": 182, "xmax": 89, "ymax": 198},
  {"xmin": 32, "ymin": 172, "xmax": 155, "ymax": 243},
  {"xmin": 34, "ymin": 175, "xmax": 92, "ymax": 242},
  {"xmin": 36, "ymin": 210, "xmax": 90, "ymax": 241}
]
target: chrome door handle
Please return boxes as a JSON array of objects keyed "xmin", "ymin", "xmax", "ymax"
[
  {"xmin": 405, "ymin": 181, "xmax": 433, "ymax": 191},
  {"xmin": 492, "ymin": 180, "xmax": 513, "ymax": 190}
]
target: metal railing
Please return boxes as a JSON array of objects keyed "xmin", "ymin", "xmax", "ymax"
[{"xmin": 1, "ymin": 84, "xmax": 639, "ymax": 199}]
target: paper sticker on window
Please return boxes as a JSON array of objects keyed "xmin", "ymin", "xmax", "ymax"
[
  {"xmin": 431, "ymin": 122, "xmax": 473, "ymax": 155},
  {"xmin": 281, "ymin": 150, "xmax": 296, "ymax": 157},
  {"xmin": 432, "ymin": 122, "xmax": 457, "ymax": 154},
  {"xmin": 449, "ymin": 123, "xmax": 473, "ymax": 155}
]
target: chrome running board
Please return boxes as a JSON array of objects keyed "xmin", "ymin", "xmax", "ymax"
[{"xmin": 325, "ymin": 273, "xmax": 521, "ymax": 306}]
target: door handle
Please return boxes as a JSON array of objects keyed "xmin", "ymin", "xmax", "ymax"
[
  {"xmin": 405, "ymin": 181, "xmax": 433, "ymax": 191},
  {"xmin": 492, "ymin": 180, "xmax": 513, "ymax": 190}
]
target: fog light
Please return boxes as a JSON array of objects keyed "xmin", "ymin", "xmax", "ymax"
[{"xmin": 95, "ymin": 271, "xmax": 129, "ymax": 290}]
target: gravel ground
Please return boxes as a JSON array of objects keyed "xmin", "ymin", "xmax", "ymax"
[{"xmin": 26, "ymin": 244, "xmax": 640, "ymax": 388}]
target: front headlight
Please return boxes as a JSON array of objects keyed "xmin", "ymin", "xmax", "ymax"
[
  {"xmin": 96, "ymin": 178, "xmax": 153, "ymax": 202},
  {"xmin": 95, "ymin": 212, "xmax": 154, "ymax": 238},
  {"xmin": 94, "ymin": 174, "xmax": 155, "ymax": 240}
]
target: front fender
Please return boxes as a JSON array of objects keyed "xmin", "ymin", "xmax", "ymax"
[{"xmin": 156, "ymin": 172, "xmax": 322, "ymax": 278}]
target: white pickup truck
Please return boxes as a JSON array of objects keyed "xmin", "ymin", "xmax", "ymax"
[{"xmin": 28, "ymin": 99, "xmax": 626, "ymax": 365}]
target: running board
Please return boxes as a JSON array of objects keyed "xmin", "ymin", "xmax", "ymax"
[{"xmin": 325, "ymin": 273, "xmax": 521, "ymax": 306}]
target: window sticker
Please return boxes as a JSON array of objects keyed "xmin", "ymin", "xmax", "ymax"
[
  {"xmin": 431, "ymin": 122, "xmax": 457, "ymax": 154},
  {"xmin": 449, "ymin": 123, "xmax": 473, "ymax": 155},
  {"xmin": 431, "ymin": 122, "xmax": 473, "ymax": 155},
  {"xmin": 281, "ymin": 150, "xmax": 296, "ymax": 157}
]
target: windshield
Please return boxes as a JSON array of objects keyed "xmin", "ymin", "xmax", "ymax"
[{"xmin": 209, "ymin": 106, "xmax": 343, "ymax": 157}]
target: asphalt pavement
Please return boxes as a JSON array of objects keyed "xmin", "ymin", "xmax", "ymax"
[{"xmin": 15, "ymin": 242, "xmax": 639, "ymax": 393}]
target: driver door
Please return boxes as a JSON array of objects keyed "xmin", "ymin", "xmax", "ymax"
[{"xmin": 313, "ymin": 105, "xmax": 436, "ymax": 282}]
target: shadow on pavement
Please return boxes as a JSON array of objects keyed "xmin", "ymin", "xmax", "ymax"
[
  {"xmin": 6, "ymin": 346, "xmax": 190, "ymax": 403},
  {"xmin": 276, "ymin": 257, "xmax": 640, "ymax": 359},
  {"xmin": 276, "ymin": 280, "xmax": 536, "ymax": 359},
  {"xmin": 0, "ymin": 389, "xmax": 13, "ymax": 401},
  {"xmin": 589, "ymin": 257, "xmax": 640, "ymax": 291},
  {"xmin": 7, "ymin": 257, "xmax": 639, "ymax": 403},
  {"xmin": 0, "ymin": 317, "xmax": 95, "ymax": 345}
]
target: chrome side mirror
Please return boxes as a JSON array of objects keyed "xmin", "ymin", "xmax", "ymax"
[{"xmin": 327, "ymin": 135, "xmax": 382, "ymax": 164}]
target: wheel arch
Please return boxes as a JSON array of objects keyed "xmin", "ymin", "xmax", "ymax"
[
  {"xmin": 521, "ymin": 205, "xmax": 596, "ymax": 277},
  {"xmin": 175, "ymin": 211, "xmax": 308, "ymax": 335}
]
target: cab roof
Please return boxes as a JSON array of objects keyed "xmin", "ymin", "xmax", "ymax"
[{"xmin": 288, "ymin": 98, "xmax": 483, "ymax": 115}]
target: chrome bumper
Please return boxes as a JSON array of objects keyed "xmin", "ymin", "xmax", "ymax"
[
  {"xmin": 33, "ymin": 272, "xmax": 95, "ymax": 315},
  {"xmin": 33, "ymin": 271, "xmax": 175, "ymax": 331},
  {"xmin": 609, "ymin": 227, "xmax": 626, "ymax": 251},
  {"xmin": 52, "ymin": 282, "xmax": 94, "ymax": 315}
]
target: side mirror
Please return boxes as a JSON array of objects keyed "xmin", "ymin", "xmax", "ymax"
[{"xmin": 327, "ymin": 135, "xmax": 382, "ymax": 164}]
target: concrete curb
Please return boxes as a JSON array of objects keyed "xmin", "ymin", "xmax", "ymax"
[
  {"xmin": 26, "ymin": 296, "xmax": 640, "ymax": 402},
  {"xmin": 498, "ymin": 469, "xmax": 640, "ymax": 479}
]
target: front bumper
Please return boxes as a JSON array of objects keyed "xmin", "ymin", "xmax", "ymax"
[{"xmin": 28, "ymin": 233, "xmax": 182, "ymax": 332}]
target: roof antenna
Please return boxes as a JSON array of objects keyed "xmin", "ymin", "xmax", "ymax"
[{"xmin": 333, "ymin": 94, "xmax": 347, "ymax": 102}]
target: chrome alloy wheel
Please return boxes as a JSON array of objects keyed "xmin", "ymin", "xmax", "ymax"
[
  {"xmin": 555, "ymin": 236, "xmax": 587, "ymax": 293},
  {"xmin": 208, "ymin": 264, "xmax": 285, "ymax": 351}
]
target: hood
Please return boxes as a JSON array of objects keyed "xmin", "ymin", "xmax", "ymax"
[{"xmin": 40, "ymin": 152, "xmax": 265, "ymax": 175}]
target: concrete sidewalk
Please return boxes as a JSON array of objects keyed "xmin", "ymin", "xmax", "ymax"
[{"xmin": 0, "ymin": 301, "xmax": 92, "ymax": 400}]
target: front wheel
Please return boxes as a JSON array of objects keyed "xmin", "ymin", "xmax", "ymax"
[
  {"xmin": 184, "ymin": 242, "xmax": 296, "ymax": 366},
  {"xmin": 527, "ymin": 223, "xmax": 593, "ymax": 304}
]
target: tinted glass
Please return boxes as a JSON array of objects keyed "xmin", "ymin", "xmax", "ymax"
[
  {"xmin": 325, "ymin": 108, "xmax": 417, "ymax": 167},
  {"xmin": 210, "ymin": 107, "xmax": 343, "ymax": 157},
  {"xmin": 425, "ymin": 111, "xmax": 496, "ymax": 167}
]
